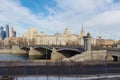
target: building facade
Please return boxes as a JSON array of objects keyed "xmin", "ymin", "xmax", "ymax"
[
  {"xmin": 96, "ymin": 38, "xmax": 116, "ymax": 48},
  {"xmin": 23, "ymin": 26, "xmax": 97, "ymax": 46}
]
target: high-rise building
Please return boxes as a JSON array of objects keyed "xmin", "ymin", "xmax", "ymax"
[
  {"xmin": 1, "ymin": 31, "xmax": 6, "ymax": 40},
  {"xmin": 0, "ymin": 26, "xmax": 4, "ymax": 40},
  {"xmin": 5, "ymin": 24, "xmax": 9, "ymax": 37},
  {"xmin": 10, "ymin": 27, "xmax": 14, "ymax": 38},
  {"xmin": 14, "ymin": 31, "xmax": 16, "ymax": 37},
  {"xmin": 0, "ymin": 25, "xmax": 16, "ymax": 40},
  {"xmin": 0, "ymin": 26, "xmax": 4, "ymax": 31},
  {"xmin": 10, "ymin": 27, "xmax": 16, "ymax": 38}
]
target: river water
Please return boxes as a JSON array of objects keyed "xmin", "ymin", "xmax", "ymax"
[
  {"xmin": 11, "ymin": 75, "xmax": 120, "ymax": 80},
  {"xmin": 16, "ymin": 76, "xmax": 84, "ymax": 80},
  {"xmin": 0, "ymin": 54, "xmax": 28, "ymax": 61}
]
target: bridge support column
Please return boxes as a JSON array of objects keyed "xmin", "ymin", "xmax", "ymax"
[
  {"xmin": 51, "ymin": 48, "xmax": 67, "ymax": 61},
  {"xmin": 29, "ymin": 47, "xmax": 44, "ymax": 59}
]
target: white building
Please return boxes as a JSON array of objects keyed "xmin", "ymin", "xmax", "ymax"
[{"xmin": 23, "ymin": 26, "xmax": 96, "ymax": 46}]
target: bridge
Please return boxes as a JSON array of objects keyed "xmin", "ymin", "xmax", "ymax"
[
  {"xmin": 12, "ymin": 45, "xmax": 84, "ymax": 60},
  {"xmin": 11, "ymin": 45, "xmax": 120, "ymax": 62},
  {"xmin": 11, "ymin": 33, "xmax": 120, "ymax": 62}
]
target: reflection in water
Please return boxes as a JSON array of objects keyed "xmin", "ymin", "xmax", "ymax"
[
  {"xmin": 16, "ymin": 76, "xmax": 88, "ymax": 80},
  {"xmin": 15, "ymin": 75, "xmax": 120, "ymax": 80}
]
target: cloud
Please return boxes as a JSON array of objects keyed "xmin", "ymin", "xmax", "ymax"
[
  {"xmin": 0, "ymin": 0, "xmax": 120, "ymax": 39},
  {"xmin": 0, "ymin": 0, "xmax": 67, "ymax": 35},
  {"xmin": 53, "ymin": 0, "xmax": 120, "ymax": 39},
  {"xmin": 55, "ymin": 0, "xmax": 112, "ymax": 14},
  {"xmin": 0, "ymin": 0, "xmax": 42, "ymax": 35},
  {"xmin": 86, "ymin": 10, "xmax": 120, "ymax": 26},
  {"xmin": 85, "ymin": 10, "xmax": 120, "ymax": 39}
]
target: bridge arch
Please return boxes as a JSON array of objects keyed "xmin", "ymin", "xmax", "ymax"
[
  {"xmin": 20, "ymin": 46, "xmax": 30, "ymax": 51},
  {"xmin": 51, "ymin": 48, "xmax": 84, "ymax": 61},
  {"xmin": 56, "ymin": 48, "xmax": 82, "ymax": 58},
  {"xmin": 31, "ymin": 46, "xmax": 52, "ymax": 59},
  {"xmin": 112, "ymin": 55, "xmax": 119, "ymax": 62}
]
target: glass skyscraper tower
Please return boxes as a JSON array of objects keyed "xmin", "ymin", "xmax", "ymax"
[
  {"xmin": 0, "ymin": 26, "xmax": 4, "ymax": 40},
  {"xmin": 0, "ymin": 26, "xmax": 7, "ymax": 40},
  {"xmin": 0, "ymin": 24, "xmax": 16, "ymax": 40},
  {"xmin": 5, "ymin": 24, "xmax": 9, "ymax": 37}
]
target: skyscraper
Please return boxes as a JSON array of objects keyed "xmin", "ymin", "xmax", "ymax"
[
  {"xmin": 0, "ymin": 26, "xmax": 4, "ymax": 31},
  {"xmin": 1, "ymin": 31, "xmax": 6, "ymax": 40},
  {"xmin": 10, "ymin": 27, "xmax": 16, "ymax": 38},
  {"xmin": 14, "ymin": 31, "xmax": 16, "ymax": 37},
  {"xmin": 5, "ymin": 24, "xmax": 9, "ymax": 37},
  {"xmin": 0, "ymin": 26, "xmax": 4, "ymax": 40},
  {"xmin": 10, "ymin": 27, "xmax": 14, "ymax": 38}
]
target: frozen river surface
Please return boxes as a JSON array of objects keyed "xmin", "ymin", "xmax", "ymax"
[{"xmin": 15, "ymin": 75, "xmax": 120, "ymax": 80}]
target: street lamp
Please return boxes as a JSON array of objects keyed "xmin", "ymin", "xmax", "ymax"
[
  {"xmin": 46, "ymin": 45, "xmax": 48, "ymax": 61},
  {"xmin": 105, "ymin": 55, "xmax": 108, "ymax": 79},
  {"xmin": 46, "ymin": 40, "xmax": 50, "ymax": 60},
  {"xmin": 98, "ymin": 36, "xmax": 102, "ymax": 50}
]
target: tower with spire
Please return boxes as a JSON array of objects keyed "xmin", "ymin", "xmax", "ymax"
[
  {"xmin": 79, "ymin": 24, "xmax": 85, "ymax": 38},
  {"xmin": 79, "ymin": 24, "xmax": 85, "ymax": 46}
]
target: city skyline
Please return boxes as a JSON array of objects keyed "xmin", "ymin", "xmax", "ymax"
[
  {"xmin": 0, "ymin": 0, "xmax": 120, "ymax": 39},
  {"xmin": 0, "ymin": 24, "xmax": 16, "ymax": 40}
]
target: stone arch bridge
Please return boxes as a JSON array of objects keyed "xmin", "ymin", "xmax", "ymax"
[{"xmin": 12, "ymin": 46, "xmax": 84, "ymax": 60}]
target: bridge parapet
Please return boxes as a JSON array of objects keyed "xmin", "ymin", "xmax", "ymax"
[{"xmin": 12, "ymin": 45, "xmax": 20, "ymax": 49}]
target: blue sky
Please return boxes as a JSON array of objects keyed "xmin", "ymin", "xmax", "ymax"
[
  {"xmin": 20, "ymin": 0, "xmax": 57, "ymax": 15},
  {"xmin": 0, "ymin": 0, "xmax": 120, "ymax": 39}
]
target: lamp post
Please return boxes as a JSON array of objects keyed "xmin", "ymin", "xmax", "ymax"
[
  {"xmin": 46, "ymin": 40, "xmax": 50, "ymax": 60},
  {"xmin": 46, "ymin": 40, "xmax": 50, "ymax": 80},
  {"xmin": 46, "ymin": 45, "xmax": 48, "ymax": 61},
  {"xmin": 56, "ymin": 36, "xmax": 58, "ymax": 46},
  {"xmin": 98, "ymin": 36, "xmax": 102, "ymax": 50},
  {"xmin": 105, "ymin": 55, "xmax": 108, "ymax": 79}
]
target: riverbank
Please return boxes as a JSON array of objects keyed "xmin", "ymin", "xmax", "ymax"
[
  {"xmin": 0, "ymin": 60, "xmax": 119, "ymax": 76},
  {"xmin": 0, "ymin": 60, "xmax": 119, "ymax": 66},
  {"xmin": 0, "ymin": 49, "xmax": 12, "ymax": 54}
]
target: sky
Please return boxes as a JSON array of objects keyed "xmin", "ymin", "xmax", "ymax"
[{"xmin": 0, "ymin": 0, "xmax": 120, "ymax": 39}]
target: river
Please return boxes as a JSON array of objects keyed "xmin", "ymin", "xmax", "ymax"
[
  {"xmin": 5, "ymin": 75, "xmax": 120, "ymax": 80},
  {"xmin": 0, "ymin": 53, "xmax": 28, "ymax": 61}
]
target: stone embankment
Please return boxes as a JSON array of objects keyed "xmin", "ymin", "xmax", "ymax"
[
  {"xmin": 0, "ymin": 48, "xmax": 28, "ymax": 57},
  {"xmin": 0, "ymin": 49, "xmax": 12, "ymax": 54}
]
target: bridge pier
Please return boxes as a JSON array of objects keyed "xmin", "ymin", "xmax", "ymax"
[
  {"xmin": 12, "ymin": 45, "xmax": 29, "ymax": 57},
  {"xmin": 51, "ymin": 48, "xmax": 67, "ymax": 61},
  {"xmin": 29, "ymin": 47, "xmax": 44, "ymax": 59}
]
